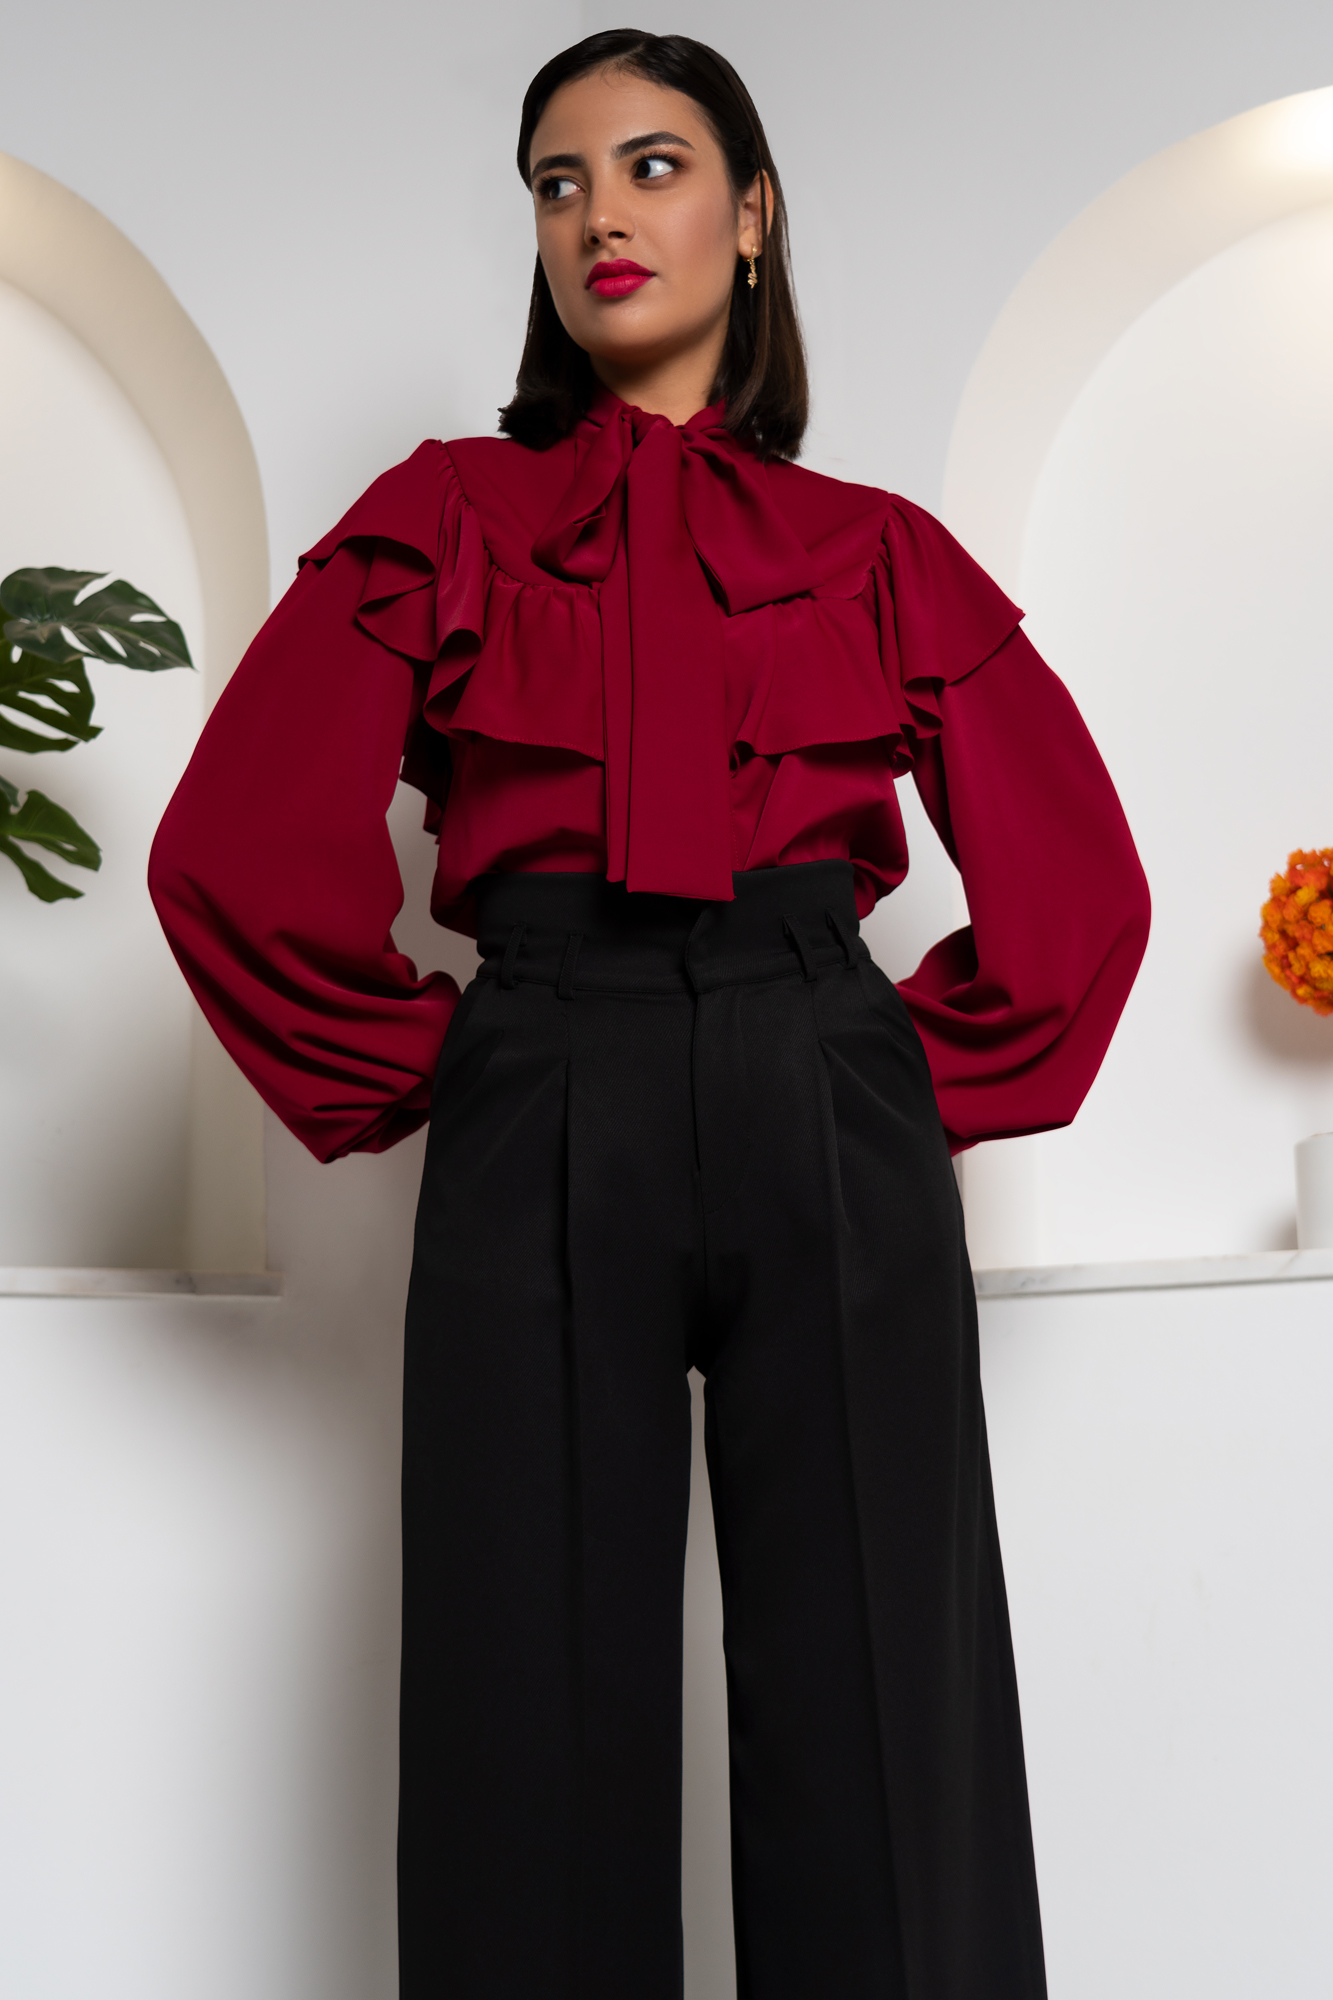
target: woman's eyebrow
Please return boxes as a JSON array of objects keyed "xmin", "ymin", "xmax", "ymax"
[
  {"xmin": 530, "ymin": 150, "xmax": 585, "ymax": 180},
  {"xmin": 612, "ymin": 130, "xmax": 694, "ymax": 158}
]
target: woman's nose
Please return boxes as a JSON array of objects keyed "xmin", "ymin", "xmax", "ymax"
[{"xmin": 584, "ymin": 189, "xmax": 631, "ymax": 248}]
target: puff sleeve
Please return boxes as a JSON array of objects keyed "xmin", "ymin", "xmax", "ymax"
[
  {"xmin": 877, "ymin": 503, "xmax": 1151, "ymax": 1151},
  {"xmin": 148, "ymin": 444, "xmax": 473, "ymax": 1162}
]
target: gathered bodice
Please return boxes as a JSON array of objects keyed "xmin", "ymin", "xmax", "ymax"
[{"xmin": 299, "ymin": 385, "xmax": 1023, "ymax": 926}]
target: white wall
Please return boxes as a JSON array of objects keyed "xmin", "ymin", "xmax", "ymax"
[{"xmin": 4, "ymin": 5, "xmax": 1333, "ymax": 1998}]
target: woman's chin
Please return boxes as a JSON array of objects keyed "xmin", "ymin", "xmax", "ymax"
[
  {"xmin": 583, "ymin": 326, "xmax": 719, "ymax": 379},
  {"xmin": 574, "ymin": 311, "xmax": 670, "ymax": 357}
]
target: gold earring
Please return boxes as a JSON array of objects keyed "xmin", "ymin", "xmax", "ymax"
[{"xmin": 746, "ymin": 249, "xmax": 759, "ymax": 292}]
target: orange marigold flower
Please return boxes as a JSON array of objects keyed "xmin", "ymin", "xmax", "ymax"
[{"xmin": 1263, "ymin": 847, "xmax": 1333, "ymax": 1015}]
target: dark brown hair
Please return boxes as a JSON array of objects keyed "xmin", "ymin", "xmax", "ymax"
[{"xmin": 499, "ymin": 29, "xmax": 808, "ymax": 461}]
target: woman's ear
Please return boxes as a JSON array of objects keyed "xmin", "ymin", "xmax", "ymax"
[{"xmin": 737, "ymin": 171, "xmax": 772, "ymax": 256}]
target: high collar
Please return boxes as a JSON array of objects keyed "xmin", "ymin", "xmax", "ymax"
[{"xmin": 581, "ymin": 380, "xmax": 730, "ymax": 444}]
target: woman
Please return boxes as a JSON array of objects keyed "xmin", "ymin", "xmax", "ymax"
[{"xmin": 150, "ymin": 29, "xmax": 1149, "ymax": 2000}]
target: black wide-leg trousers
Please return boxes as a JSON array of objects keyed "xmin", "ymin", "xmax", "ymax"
[{"xmin": 399, "ymin": 863, "xmax": 1046, "ymax": 2000}]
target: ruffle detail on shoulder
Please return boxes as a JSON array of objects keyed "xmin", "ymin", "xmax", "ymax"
[
  {"xmin": 299, "ymin": 442, "xmax": 605, "ymax": 824},
  {"xmin": 872, "ymin": 499, "xmax": 1023, "ymax": 762},
  {"xmin": 300, "ymin": 441, "xmax": 483, "ymax": 667}
]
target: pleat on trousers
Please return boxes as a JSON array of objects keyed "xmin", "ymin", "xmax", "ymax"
[{"xmin": 397, "ymin": 862, "xmax": 1047, "ymax": 2000}]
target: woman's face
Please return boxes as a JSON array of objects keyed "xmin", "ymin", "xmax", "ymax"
[{"xmin": 528, "ymin": 66, "xmax": 763, "ymax": 403}]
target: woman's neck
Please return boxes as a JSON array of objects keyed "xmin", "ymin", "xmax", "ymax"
[{"xmin": 591, "ymin": 345, "xmax": 722, "ymax": 428}]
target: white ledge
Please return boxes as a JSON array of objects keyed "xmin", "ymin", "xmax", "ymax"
[
  {"xmin": 0, "ymin": 1268, "xmax": 282, "ymax": 1299},
  {"xmin": 974, "ymin": 1249, "xmax": 1333, "ymax": 1300}
]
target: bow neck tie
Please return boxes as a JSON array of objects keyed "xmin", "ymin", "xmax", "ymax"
[{"xmin": 531, "ymin": 391, "xmax": 813, "ymax": 901}]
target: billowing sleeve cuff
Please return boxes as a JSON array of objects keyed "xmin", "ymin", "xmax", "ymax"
[{"xmin": 895, "ymin": 626, "xmax": 1151, "ymax": 1152}]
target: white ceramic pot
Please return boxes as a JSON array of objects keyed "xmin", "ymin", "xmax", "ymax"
[{"xmin": 1295, "ymin": 1133, "xmax": 1333, "ymax": 1249}]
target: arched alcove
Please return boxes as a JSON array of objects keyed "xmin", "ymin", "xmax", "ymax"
[
  {"xmin": 943, "ymin": 88, "xmax": 1333, "ymax": 1269},
  {"xmin": 0, "ymin": 152, "xmax": 269, "ymax": 1272}
]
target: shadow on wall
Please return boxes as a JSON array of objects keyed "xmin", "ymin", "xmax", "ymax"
[{"xmin": 1242, "ymin": 957, "xmax": 1333, "ymax": 1067}]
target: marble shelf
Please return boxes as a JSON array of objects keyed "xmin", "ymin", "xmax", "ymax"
[
  {"xmin": 4, "ymin": 1257, "xmax": 1331, "ymax": 1306},
  {"xmin": 0, "ymin": 1268, "xmax": 282, "ymax": 1299},
  {"xmin": 974, "ymin": 1248, "xmax": 1333, "ymax": 1300}
]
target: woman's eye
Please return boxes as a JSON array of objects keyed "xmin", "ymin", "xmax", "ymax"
[
  {"xmin": 539, "ymin": 176, "xmax": 580, "ymax": 201},
  {"xmin": 635, "ymin": 154, "xmax": 675, "ymax": 181}
]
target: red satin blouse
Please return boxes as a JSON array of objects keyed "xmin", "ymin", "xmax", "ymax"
[{"xmin": 149, "ymin": 387, "xmax": 1150, "ymax": 1163}]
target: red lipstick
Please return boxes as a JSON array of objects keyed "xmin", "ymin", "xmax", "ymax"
[{"xmin": 586, "ymin": 259, "xmax": 654, "ymax": 298}]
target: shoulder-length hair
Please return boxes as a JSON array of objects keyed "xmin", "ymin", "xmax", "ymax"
[{"xmin": 500, "ymin": 29, "xmax": 808, "ymax": 461}]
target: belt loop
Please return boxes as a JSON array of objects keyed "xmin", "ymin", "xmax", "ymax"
[
  {"xmin": 826, "ymin": 907, "xmax": 858, "ymax": 966},
  {"xmin": 557, "ymin": 930, "xmax": 583, "ymax": 1001},
  {"xmin": 500, "ymin": 923, "xmax": 526, "ymax": 990},
  {"xmin": 783, "ymin": 917, "xmax": 819, "ymax": 983}
]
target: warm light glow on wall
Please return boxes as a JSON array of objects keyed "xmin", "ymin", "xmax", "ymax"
[{"xmin": 1257, "ymin": 84, "xmax": 1333, "ymax": 177}]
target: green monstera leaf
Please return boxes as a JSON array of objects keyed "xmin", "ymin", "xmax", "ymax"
[
  {"xmin": 1, "ymin": 568, "xmax": 194, "ymax": 674},
  {"xmin": 0, "ymin": 646, "xmax": 100, "ymax": 754},
  {"xmin": 0, "ymin": 774, "xmax": 102, "ymax": 901}
]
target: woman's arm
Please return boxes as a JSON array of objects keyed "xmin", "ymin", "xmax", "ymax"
[
  {"xmin": 149, "ymin": 540, "xmax": 459, "ymax": 1163},
  {"xmin": 896, "ymin": 626, "xmax": 1150, "ymax": 1153}
]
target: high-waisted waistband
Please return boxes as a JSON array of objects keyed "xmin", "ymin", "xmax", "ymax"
[{"xmin": 473, "ymin": 863, "xmax": 868, "ymax": 996}]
